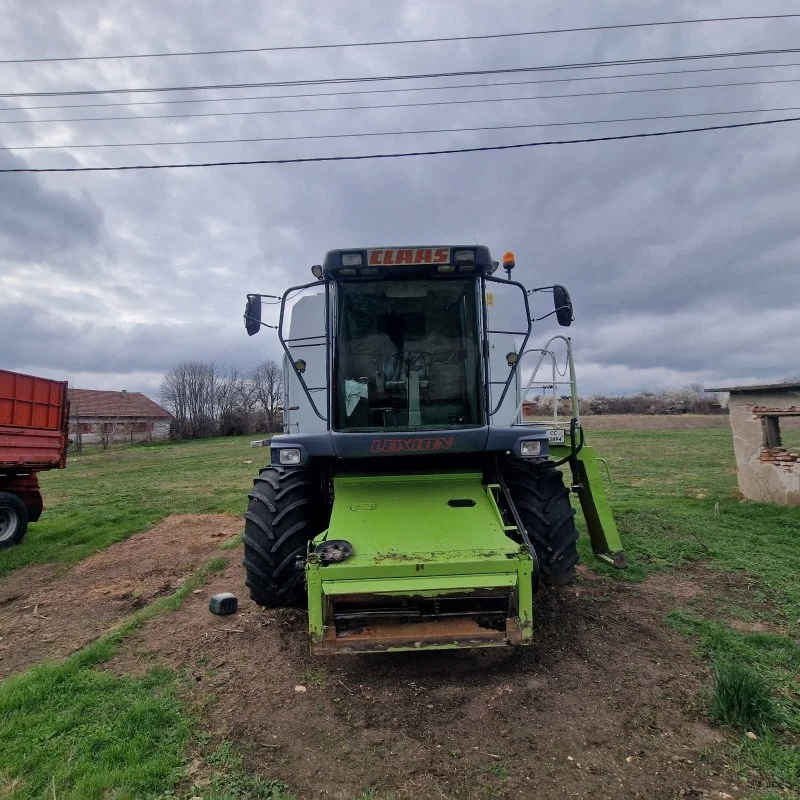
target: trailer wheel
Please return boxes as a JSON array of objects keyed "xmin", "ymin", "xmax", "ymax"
[
  {"xmin": 0, "ymin": 493, "xmax": 28, "ymax": 549},
  {"xmin": 243, "ymin": 466, "xmax": 318, "ymax": 607},
  {"xmin": 501, "ymin": 460, "xmax": 580, "ymax": 586}
]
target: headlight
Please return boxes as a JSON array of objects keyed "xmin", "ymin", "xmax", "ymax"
[
  {"xmin": 278, "ymin": 448, "xmax": 301, "ymax": 465},
  {"xmin": 520, "ymin": 440, "xmax": 542, "ymax": 457}
]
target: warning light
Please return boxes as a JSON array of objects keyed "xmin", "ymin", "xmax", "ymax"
[{"xmin": 502, "ymin": 251, "xmax": 516, "ymax": 279}]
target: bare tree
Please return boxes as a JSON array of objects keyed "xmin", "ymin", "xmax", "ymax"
[
  {"xmin": 250, "ymin": 360, "xmax": 283, "ymax": 432},
  {"xmin": 158, "ymin": 359, "xmax": 284, "ymax": 440},
  {"xmin": 69, "ymin": 395, "xmax": 83, "ymax": 453},
  {"xmin": 96, "ymin": 409, "xmax": 125, "ymax": 450},
  {"xmin": 217, "ymin": 368, "xmax": 256, "ymax": 435},
  {"xmin": 159, "ymin": 361, "xmax": 224, "ymax": 438}
]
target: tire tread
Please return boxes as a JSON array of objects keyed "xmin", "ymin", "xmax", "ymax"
[
  {"xmin": 242, "ymin": 465, "xmax": 319, "ymax": 607},
  {"xmin": 501, "ymin": 460, "xmax": 580, "ymax": 586}
]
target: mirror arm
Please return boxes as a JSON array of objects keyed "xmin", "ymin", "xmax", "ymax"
[
  {"xmin": 248, "ymin": 293, "xmax": 281, "ymax": 301},
  {"xmin": 526, "ymin": 285, "xmax": 556, "ymax": 295},
  {"xmin": 243, "ymin": 314, "xmax": 278, "ymax": 331},
  {"xmin": 531, "ymin": 305, "xmax": 574, "ymax": 324}
]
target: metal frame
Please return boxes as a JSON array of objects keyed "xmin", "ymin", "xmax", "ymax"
[
  {"xmin": 277, "ymin": 279, "xmax": 331, "ymax": 423},
  {"xmin": 481, "ymin": 274, "xmax": 533, "ymax": 418},
  {"xmin": 512, "ymin": 335, "xmax": 579, "ymax": 426},
  {"xmin": 277, "ymin": 272, "xmax": 534, "ymax": 428}
]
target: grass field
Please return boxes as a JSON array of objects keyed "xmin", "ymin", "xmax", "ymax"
[
  {"xmin": 0, "ymin": 422, "xmax": 798, "ymax": 798},
  {"xmin": 0, "ymin": 436, "xmax": 256, "ymax": 578}
]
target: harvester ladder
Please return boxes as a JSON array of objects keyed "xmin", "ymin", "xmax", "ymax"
[{"xmin": 512, "ymin": 335, "xmax": 579, "ymax": 427}]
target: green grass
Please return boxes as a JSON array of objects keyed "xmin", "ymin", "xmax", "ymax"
[
  {"xmin": 579, "ymin": 428, "xmax": 800, "ymax": 615},
  {"xmin": 710, "ymin": 662, "xmax": 778, "ymax": 731},
  {"xmin": 0, "ymin": 553, "xmax": 229, "ymax": 799},
  {"xmin": 0, "ymin": 436, "xmax": 262, "ymax": 577},
  {"xmin": 0, "ymin": 662, "xmax": 187, "ymax": 799},
  {"xmin": 668, "ymin": 611, "xmax": 800, "ymax": 789}
]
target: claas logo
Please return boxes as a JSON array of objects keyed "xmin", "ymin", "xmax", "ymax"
[{"xmin": 367, "ymin": 247, "xmax": 450, "ymax": 266}]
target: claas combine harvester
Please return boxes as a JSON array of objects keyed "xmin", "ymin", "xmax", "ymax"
[{"xmin": 243, "ymin": 246, "xmax": 625, "ymax": 654}]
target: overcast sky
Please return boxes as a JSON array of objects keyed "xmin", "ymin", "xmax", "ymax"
[{"xmin": 1, "ymin": 0, "xmax": 799, "ymax": 398}]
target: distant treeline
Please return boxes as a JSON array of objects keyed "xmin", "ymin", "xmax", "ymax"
[
  {"xmin": 158, "ymin": 360, "xmax": 283, "ymax": 439},
  {"xmin": 526, "ymin": 385, "xmax": 726, "ymax": 416}
]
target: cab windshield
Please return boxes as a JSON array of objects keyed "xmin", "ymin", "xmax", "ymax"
[{"xmin": 335, "ymin": 279, "xmax": 483, "ymax": 431}]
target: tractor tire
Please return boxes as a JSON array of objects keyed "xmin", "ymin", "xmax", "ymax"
[
  {"xmin": 0, "ymin": 492, "xmax": 28, "ymax": 549},
  {"xmin": 243, "ymin": 465, "xmax": 317, "ymax": 608},
  {"xmin": 501, "ymin": 460, "xmax": 580, "ymax": 586}
]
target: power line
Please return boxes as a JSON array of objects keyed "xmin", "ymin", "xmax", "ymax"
[
  {"xmin": 3, "ymin": 46, "xmax": 800, "ymax": 98},
  {"xmin": 5, "ymin": 105, "xmax": 799, "ymax": 151},
  {"xmin": 6, "ymin": 59, "xmax": 800, "ymax": 113},
  {"xmin": 4, "ymin": 75, "xmax": 799, "ymax": 125},
  {"xmin": 2, "ymin": 116, "xmax": 798, "ymax": 173},
  {"xmin": 2, "ymin": 14, "xmax": 799, "ymax": 64}
]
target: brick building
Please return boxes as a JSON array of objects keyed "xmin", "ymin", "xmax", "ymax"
[
  {"xmin": 707, "ymin": 382, "xmax": 800, "ymax": 506},
  {"xmin": 68, "ymin": 389, "xmax": 171, "ymax": 446}
]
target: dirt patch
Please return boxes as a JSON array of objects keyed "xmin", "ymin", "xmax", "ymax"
[
  {"xmin": 642, "ymin": 565, "xmax": 791, "ymax": 635},
  {"xmin": 640, "ymin": 572, "xmax": 704, "ymax": 601},
  {"xmin": 108, "ymin": 556, "xmax": 748, "ymax": 800},
  {"xmin": 0, "ymin": 514, "xmax": 241, "ymax": 677}
]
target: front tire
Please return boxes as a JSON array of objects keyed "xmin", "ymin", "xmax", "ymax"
[
  {"xmin": 501, "ymin": 460, "xmax": 580, "ymax": 586},
  {"xmin": 243, "ymin": 466, "xmax": 318, "ymax": 607},
  {"xmin": 0, "ymin": 492, "xmax": 28, "ymax": 549}
]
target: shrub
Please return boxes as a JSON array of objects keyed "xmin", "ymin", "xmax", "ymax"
[{"xmin": 711, "ymin": 661, "xmax": 778, "ymax": 732}]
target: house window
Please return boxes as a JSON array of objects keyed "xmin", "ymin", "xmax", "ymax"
[
  {"xmin": 759, "ymin": 413, "xmax": 799, "ymax": 464},
  {"xmin": 761, "ymin": 416, "xmax": 782, "ymax": 448}
]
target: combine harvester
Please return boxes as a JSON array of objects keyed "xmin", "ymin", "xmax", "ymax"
[{"xmin": 243, "ymin": 246, "xmax": 625, "ymax": 653}]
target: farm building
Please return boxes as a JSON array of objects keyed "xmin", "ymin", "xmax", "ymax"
[
  {"xmin": 707, "ymin": 381, "xmax": 800, "ymax": 506},
  {"xmin": 68, "ymin": 389, "xmax": 171, "ymax": 446}
]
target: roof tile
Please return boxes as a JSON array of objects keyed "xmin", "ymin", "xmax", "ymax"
[{"xmin": 68, "ymin": 389, "xmax": 171, "ymax": 419}]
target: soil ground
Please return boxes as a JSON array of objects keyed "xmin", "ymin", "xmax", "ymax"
[
  {"xmin": 101, "ymin": 544, "xmax": 754, "ymax": 800},
  {"xmin": 0, "ymin": 514, "xmax": 240, "ymax": 677}
]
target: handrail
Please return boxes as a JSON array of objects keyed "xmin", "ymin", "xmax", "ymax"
[
  {"xmin": 511, "ymin": 335, "xmax": 580, "ymax": 426},
  {"xmin": 278, "ymin": 280, "xmax": 330, "ymax": 423}
]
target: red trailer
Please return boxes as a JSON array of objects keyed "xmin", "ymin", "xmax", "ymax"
[{"xmin": 0, "ymin": 369, "xmax": 69, "ymax": 548}]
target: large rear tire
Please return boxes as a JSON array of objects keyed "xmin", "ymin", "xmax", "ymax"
[
  {"xmin": 243, "ymin": 466, "xmax": 317, "ymax": 607},
  {"xmin": 0, "ymin": 492, "xmax": 28, "ymax": 549},
  {"xmin": 501, "ymin": 460, "xmax": 580, "ymax": 586}
]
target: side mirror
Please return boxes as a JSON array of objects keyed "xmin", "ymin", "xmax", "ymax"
[
  {"xmin": 244, "ymin": 294, "xmax": 262, "ymax": 336},
  {"xmin": 553, "ymin": 285, "xmax": 573, "ymax": 327}
]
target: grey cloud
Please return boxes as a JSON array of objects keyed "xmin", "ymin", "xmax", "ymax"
[
  {"xmin": 0, "ymin": 149, "xmax": 105, "ymax": 268},
  {"xmin": 0, "ymin": 298, "xmax": 282, "ymax": 373},
  {"xmin": 1, "ymin": 0, "xmax": 799, "ymax": 394}
]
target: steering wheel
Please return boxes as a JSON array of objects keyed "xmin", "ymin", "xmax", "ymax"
[
  {"xmin": 399, "ymin": 350, "xmax": 434, "ymax": 372},
  {"xmin": 383, "ymin": 350, "xmax": 433, "ymax": 382}
]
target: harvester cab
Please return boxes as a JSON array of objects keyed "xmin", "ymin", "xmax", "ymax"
[{"xmin": 244, "ymin": 246, "xmax": 625, "ymax": 654}]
